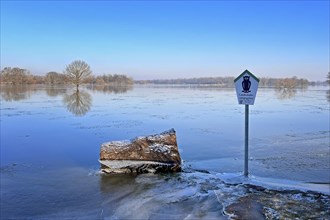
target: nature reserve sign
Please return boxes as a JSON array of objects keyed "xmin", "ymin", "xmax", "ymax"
[
  {"xmin": 234, "ymin": 70, "xmax": 259, "ymax": 105},
  {"xmin": 234, "ymin": 69, "xmax": 259, "ymax": 176}
]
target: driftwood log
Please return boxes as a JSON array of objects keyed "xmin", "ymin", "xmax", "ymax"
[{"xmin": 99, "ymin": 129, "xmax": 182, "ymax": 174}]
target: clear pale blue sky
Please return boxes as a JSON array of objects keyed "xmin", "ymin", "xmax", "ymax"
[{"xmin": 1, "ymin": 1, "xmax": 329, "ymax": 80}]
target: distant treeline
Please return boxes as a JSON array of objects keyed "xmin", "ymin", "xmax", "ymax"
[
  {"xmin": 136, "ymin": 76, "xmax": 327, "ymax": 88},
  {"xmin": 0, "ymin": 67, "xmax": 133, "ymax": 85},
  {"xmin": 136, "ymin": 77, "xmax": 235, "ymax": 87},
  {"xmin": 1, "ymin": 67, "xmax": 328, "ymax": 89}
]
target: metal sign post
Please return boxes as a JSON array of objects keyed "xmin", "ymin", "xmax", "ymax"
[
  {"xmin": 244, "ymin": 104, "xmax": 249, "ymax": 176},
  {"xmin": 234, "ymin": 70, "xmax": 259, "ymax": 177}
]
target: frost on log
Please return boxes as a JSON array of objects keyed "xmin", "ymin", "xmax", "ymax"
[{"xmin": 99, "ymin": 129, "xmax": 182, "ymax": 174}]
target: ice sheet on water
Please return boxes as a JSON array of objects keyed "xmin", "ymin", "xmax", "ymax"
[
  {"xmin": 249, "ymin": 130, "xmax": 330, "ymax": 182},
  {"xmin": 100, "ymin": 172, "xmax": 227, "ymax": 220},
  {"xmin": 248, "ymin": 175, "xmax": 330, "ymax": 195},
  {"xmin": 99, "ymin": 170, "xmax": 329, "ymax": 219},
  {"xmin": 99, "ymin": 160, "xmax": 171, "ymax": 169},
  {"xmin": 216, "ymin": 172, "xmax": 330, "ymax": 195},
  {"xmin": 2, "ymin": 163, "xmax": 329, "ymax": 219}
]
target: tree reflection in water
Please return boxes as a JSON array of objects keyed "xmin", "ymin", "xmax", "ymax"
[
  {"xmin": 45, "ymin": 86, "xmax": 67, "ymax": 97},
  {"xmin": 87, "ymin": 84, "xmax": 133, "ymax": 94},
  {"xmin": 0, "ymin": 85, "xmax": 38, "ymax": 101},
  {"xmin": 275, "ymin": 88, "xmax": 297, "ymax": 100},
  {"xmin": 63, "ymin": 89, "xmax": 92, "ymax": 116}
]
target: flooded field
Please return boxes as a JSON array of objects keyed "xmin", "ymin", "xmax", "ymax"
[{"xmin": 1, "ymin": 84, "xmax": 329, "ymax": 219}]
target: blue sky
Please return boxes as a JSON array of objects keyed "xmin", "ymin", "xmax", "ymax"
[{"xmin": 1, "ymin": 1, "xmax": 329, "ymax": 80}]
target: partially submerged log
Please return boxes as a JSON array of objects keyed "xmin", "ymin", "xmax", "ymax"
[{"xmin": 99, "ymin": 129, "xmax": 182, "ymax": 174}]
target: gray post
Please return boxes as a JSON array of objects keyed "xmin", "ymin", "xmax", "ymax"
[{"xmin": 244, "ymin": 104, "xmax": 249, "ymax": 176}]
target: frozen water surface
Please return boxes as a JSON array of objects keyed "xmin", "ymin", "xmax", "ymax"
[{"xmin": 1, "ymin": 85, "xmax": 329, "ymax": 219}]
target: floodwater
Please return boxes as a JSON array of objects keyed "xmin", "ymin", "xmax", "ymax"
[{"xmin": 1, "ymin": 84, "xmax": 329, "ymax": 219}]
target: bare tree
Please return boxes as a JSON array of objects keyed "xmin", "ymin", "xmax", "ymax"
[{"xmin": 64, "ymin": 60, "xmax": 92, "ymax": 90}]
